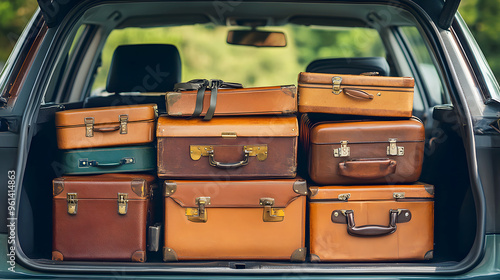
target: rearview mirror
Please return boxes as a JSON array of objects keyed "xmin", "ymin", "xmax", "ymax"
[{"xmin": 227, "ymin": 30, "xmax": 287, "ymax": 47}]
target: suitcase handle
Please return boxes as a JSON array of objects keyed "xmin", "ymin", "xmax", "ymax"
[
  {"xmin": 339, "ymin": 158, "xmax": 396, "ymax": 179},
  {"xmin": 344, "ymin": 89, "xmax": 374, "ymax": 100},
  {"xmin": 86, "ymin": 157, "xmax": 135, "ymax": 167},
  {"xmin": 207, "ymin": 149, "xmax": 249, "ymax": 169},
  {"xmin": 93, "ymin": 125, "xmax": 120, "ymax": 132},
  {"xmin": 345, "ymin": 209, "xmax": 399, "ymax": 237}
]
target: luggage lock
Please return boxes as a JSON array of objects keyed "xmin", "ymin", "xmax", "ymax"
[
  {"xmin": 119, "ymin": 115, "xmax": 128, "ymax": 134},
  {"xmin": 117, "ymin": 193, "xmax": 128, "ymax": 215},
  {"xmin": 259, "ymin": 198, "xmax": 285, "ymax": 222},
  {"xmin": 67, "ymin": 193, "xmax": 78, "ymax": 215},
  {"xmin": 84, "ymin": 117, "xmax": 94, "ymax": 137},
  {"xmin": 185, "ymin": 197, "xmax": 211, "ymax": 223},
  {"xmin": 332, "ymin": 76, "xmax": 342, "ymax": 95},
  {"xmin": 334, "ymin": 141, "xmax": 350, "ymax": 158},
  {"xmin": 387, "ymin": 139, "xmax": 404, "ymax": 156}
]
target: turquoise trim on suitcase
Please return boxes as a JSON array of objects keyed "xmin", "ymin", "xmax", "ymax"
[{"xmin": 60, "ymin": 145, "xmax": 156, "ymax": 175}]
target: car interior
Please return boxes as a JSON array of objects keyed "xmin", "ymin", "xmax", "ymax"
[{"xmin": 15, "ymin": 1, "xmax": 478, "ymax": 273}]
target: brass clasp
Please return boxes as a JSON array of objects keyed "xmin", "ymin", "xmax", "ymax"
[
  {"xmin": 118, "ymin": 193, "xmax": 128, "ymax": 215},
  {"xmin": 84, "ymin": 117, "xmax": 94, "ymax": 137},
  {"xmin": 332, "ymin": 76, "xmax": 342, "ymax": 95},
  {"xmin": 119, "ymin": 115, "xmax": 128, "ymax": 134},
  {"xmin": 334, "ymin": 140, "xmax": 350, "ymax": 158},
  {"xmin": 186, "ymin": 197, "xmax": 211, "ymax": 223},
  {"xmin": 259, "ymin": 198, "xmax": 285, "ymax": 222},
  {"xmin": 387, "ymin": 139, "xmax": 404, "ymax": 156},
  {"xmin": 67, "ymin": 193, "xmax": 78, "ymax": 215},
  {"xmin": 338, "ymin": 193, "xmax": 351, "ymax": 201}
]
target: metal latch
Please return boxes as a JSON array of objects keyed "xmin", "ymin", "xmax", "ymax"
[
  {"xmin": 259, "ymin": 198, "xmax": 285, "ymax": 222},
  {"xmin": 332, "ymin": 76, "xmax": 342, "ymax": 95},
  {"xmin": 338, "ymin": 193, "xmax": 351, "ymax": 201},
  {"xmin": 186, "ymin": 197, "xmax": 211, "ymax": 223},
  {"xmin": 119, "ymin": 115, "xmax": 128, "ymax": 134},
  {"xmin": 387, "ymin": 139, "xmax": 404, "ymax": 156},
  {"xmin": 67, "ymin": 193, "xmax": 78, "ymax": 215},
  {"xmin": 84, "ymin": 117, "xmax": 94, "ymax": 137},
  {"xmin": 334, "ymin": 141, "xmax": 350, "ymax": 158},
  {"xmin": 118, "ymin": 193, "xmax": 128, "ymax": 215},
  {"xmin": 393, "ymin": 192, "xmax": 405, "ymax": 199}
]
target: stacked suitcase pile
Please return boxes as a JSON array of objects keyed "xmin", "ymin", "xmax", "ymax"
[
  {"xmin": 52, "ymin": 104, "xmax": 159, "ymax": 262},
  {"xmin": 50, "ymin": 73, "xmax": 434, "ymax": 263},
  {"xmin": 298, "ymin": 72, "xmax": 434, "ymax": 261}
]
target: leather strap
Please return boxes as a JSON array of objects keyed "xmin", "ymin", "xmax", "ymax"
[
  {"xmin": 338, "ymin": 158, "xmax": 396, "ymax": 179},
  {"xmin": 204, "ymin": 80, "xmax": 222, "ymax": 121}
]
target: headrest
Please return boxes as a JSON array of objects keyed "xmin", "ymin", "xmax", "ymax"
[
  {"xmin": 306, "ymin": 57, "xmax": 390, "ymax": 76},
  {"xmin": 106, "ymin": 44, "xmax": 181, "ymax": 93}
]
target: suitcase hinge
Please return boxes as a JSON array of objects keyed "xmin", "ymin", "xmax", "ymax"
[
  {"xmin": 185, "ymin": 197, "xmax": 211, "ymax": 223},
  {"xmin": 332, "ymin": 76, "xmax": 342, "ymax": 95},
  {"xmin": 393, "ymin": 192, "xmax": 405, "ymax": 199},
  {"xmin": 387, "ymin": 139, "xmax": 404, "ymax": 156},
  {"xmin": 84, "ymin": 117, "xmax": 94, "ymax": 137},
  {"xmin": 334, "ymin": 140, "xmax": 350, "ymax": 158},
  {"xmin": 119, "ymin": 115, "xmax": 128, "ymax": 134},
  {"xmin": 259, "ymin": 198, "xmax": 285, "ymax": 222},
  {"xmin": 67, "ymin": 193, "xmax": 78, "ymax": 215},
  {"xmin": 118, "ymin": 193, "xmax": 128, "ymax": 215}
]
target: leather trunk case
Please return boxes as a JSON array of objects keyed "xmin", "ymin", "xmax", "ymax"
[
  {"xmin": 60, "ymin": 145, "xmax": 156, "ymax": 175},
  {"xmin": 298, "ymin": 72, "xmax": 414, "ymax": 117},
  {"xmin": 163, "ymin": 179, "xmax": 308, "ymax": 261},
  {"xmin": 306, "ymin": 117, "xmax": 424, "ymax": 185},
  {"xmin": 52, "ymin": 174, "xmax": 156, "ymax": 262},
  {"xmin": 157, "ymin": 116, "xmax": 298, "ymax": 179},
  {"xmin": 55, "ymin": 104, "xmax": 157, "ymax": 150},
  {"xmin": 166, "ymin": 85, "xmax": 297, "ymax": 117},
  {"xmin": 309, "ymin": 184, "xmax": 434, "ymax": 262}
]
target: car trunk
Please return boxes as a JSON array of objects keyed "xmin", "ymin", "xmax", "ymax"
[{"xmin": 14, "ymin": 102, "xmax": 477, "ymax": 273}]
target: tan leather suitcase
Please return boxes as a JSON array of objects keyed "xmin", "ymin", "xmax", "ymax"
[
  {"xmin": 157, "ymin": 116, "xmax": 298, "ymax": 179},
  {"xmin": 163, "ymin": 179, "xmax": 307, "ymax": 261},
  {"xmin": 166, "ymin": 85, "xmax": 297, "ymax": 117},
  {"xmin": 52, "ymin": 174, "xmax": 156, "ymax": 262},
  {"xmin": 298, "ymin": 72, "xmax": 414, "ymax": 117},
  {"xmin": 55, "ymin": 104, "xmax": 157, "ymax": 149},
  {"xmin": 309, "ymin": 184, "xmax": 434, "ymax": 262},
  {"xmin": 304, "ymin": 116, "xmax": 424, "ymax": 185}
]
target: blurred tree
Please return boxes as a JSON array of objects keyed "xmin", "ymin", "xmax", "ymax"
[
  {"xmin": 459, "ymin": 0, "xmax": 500, "ymax": 81},
  {"xmin": 0, "ymin": 0, "xmax": 37, "ymax": 63}
]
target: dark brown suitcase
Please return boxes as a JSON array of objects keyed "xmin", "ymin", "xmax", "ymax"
[
  {"xmin": 52, "ymin": 174, "xmax": 156, "ymax": 262},
  {"xmin": 166, "ymin": 85, "xmax": 297, "ymax": 117},
  {"xmin": 298, "ymin": 72, "xmax": 414, "ymax": 117},
  {"xmin": 309, "ymin": 183, "xmax": 434, "ymax": 262},
  {"xmin": 303, "ymin": 115, "xmax": 424, "ymax": 185},
  {"xmin": 163, "ymin": 179, "xmax": 307, "ymax": 261},
  {"xmin": 157, "ymin": 116, "xmax": 298, "ymax": 179}
]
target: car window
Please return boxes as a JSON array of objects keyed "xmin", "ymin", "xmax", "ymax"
[
  {"xmin": 90, "ymin": 24, "xmax": 385, "ymax": 95},
  {"xmin": 399, "ymin": 26, "xmax": 448, "ymax": 106}
]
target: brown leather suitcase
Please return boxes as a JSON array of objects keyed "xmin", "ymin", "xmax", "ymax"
[
  {"xmin": 157, "ymin": 116, "xmax": 298, "ymax": 179},
  {"xmin": 298, "ymin": 72, "xmax": 414, "ymax": 117},
  {"xmin": 166, "ymin": 85, "xmax": 297, "ymax": 117},
  {"xmin": 163, "ymin": 179, "xmax": 307, "ymax": 261},
  {"xmin": 52, "ymin": 174, "xmax": 156, "ymax": 262},
  {"xmin": 55, "ymin": 104, "xmax": 157, "ymax": 150},
  {"xmin": 309, "ymin": 184, "xmax": 434, "ymax": 262},
  {"xmin": 304, "ymin": 116, "xmax": 424, "ymax": 185}
]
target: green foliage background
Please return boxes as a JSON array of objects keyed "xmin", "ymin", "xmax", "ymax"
[{"xmin": 1, "ymin": 0, "xmax": 499, "ymax": 83}]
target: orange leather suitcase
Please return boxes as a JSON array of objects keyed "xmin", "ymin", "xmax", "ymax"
[
  {"xmin": 309, "ymin": 184, "xmax": 434, "ymax": 262},
  {"xmin": 303, "ymin": 115, "xmax": 425, "ymax": 185},
  {"xmin": 163, "ymin": 179, "xmax": 307, "ymax": 261},
  {"xmin": 55, "ymin": 104, "xmax": 157, "ymax": 150},
  {"xmin": 298, "ymin": 72, "xmax": 414, "ymax": 117},
  {"xmin": 157, "ymin": 116, "xmax": 298, "ymax": 179},
  {"xmin": 52, "ymin": 174, "xmax": 156, "ymax": 262},
  {"xmin": 166, "ymin": 85, "xmax": 297, "ymax": 117}
]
